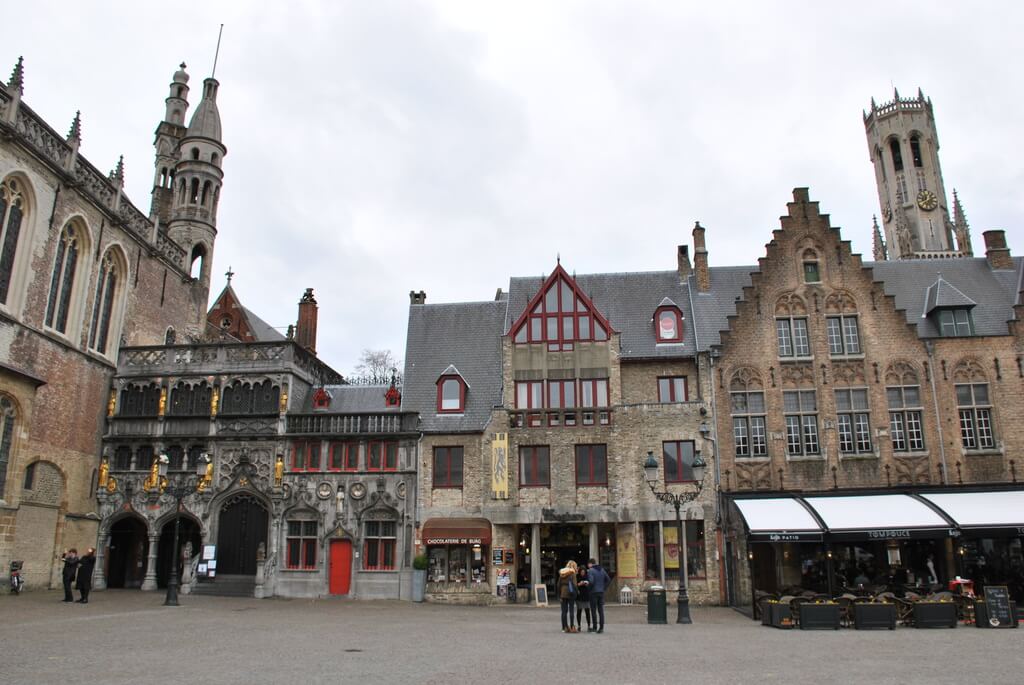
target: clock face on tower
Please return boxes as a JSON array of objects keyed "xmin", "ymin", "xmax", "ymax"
[{"xmin": 916, "ymin": 189, "xmax": 938, "ymax": 211}]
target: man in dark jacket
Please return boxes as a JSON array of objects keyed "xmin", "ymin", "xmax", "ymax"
[
  {"xmin": 76, "ymin": 548, "xmax": 96, "ymax": 603},
  {"xmin": 61, "ymin": 549, "xmax": 79, "ymax": 602},
  {"xmin": 586, "ymin": 558, "xmax": 612, "ymax": 633}
]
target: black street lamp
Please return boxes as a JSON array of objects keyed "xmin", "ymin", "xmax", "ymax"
[
  {"xmin": 644, "ymin": 448, "xmax": 707, "ymax": 624},
  {"xmin": 157, "ymin": 452, "xmax": 210, "ymax": 607}
]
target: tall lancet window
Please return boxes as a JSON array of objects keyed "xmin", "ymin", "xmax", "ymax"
[
  {"xmin": 0, "ymin": 177, "xmax": 26, "ymax": 305},
  {"xmin": 89, "ymin": 252, "xmax": 120, "ymax": 354},
  {"xmin": 45, "ymin": 224, "xmax": 80, "ymax": 333}
]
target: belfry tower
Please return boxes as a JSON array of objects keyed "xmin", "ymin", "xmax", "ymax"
[
  {"xmin": 149, "ymin": 63, "xmax": 226, "ymax": 292},
  {"xmin": 864, "ymin": 88, "xmax": 972, "ymax": 259}
]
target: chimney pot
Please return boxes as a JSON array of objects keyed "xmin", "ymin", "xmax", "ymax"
[
  {"xmin": 983, "ymin": 230, "xmax": 1013, "ymax": 269},
  {"xmin": 409, "ymin": 290, "xmax": 427, "ymax": 305},
  {"xmin": 296, "ymin": 288, "xmax": 319, "ymax": 354}
]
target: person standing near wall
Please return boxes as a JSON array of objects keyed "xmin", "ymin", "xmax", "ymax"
[
  {"xmin": 76, "ymin": 548, "xmax": 96, "ymax": 604},
  {"xmin": 60, "ymin": 549, "xmax": 79, "ymax": 603}
]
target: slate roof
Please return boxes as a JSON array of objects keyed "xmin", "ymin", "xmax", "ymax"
[
  {"xmin": 689, "ymin": 266, "xmax": 757, "ymax": 349},
  {"xmin": 504, "ymin": 270, "xmax": 700, "ymax": 358},
  {"xmin": 241, "ymin": 305, "xmax": 286, "ymax": 342},
  {"xmin": 404, "ymin": 300, "xmax": 507, "ymax": 432},
  {"xmin": 923, "ymin": 275, "xmax": 977, "ymax": 313},
  {"xmin": 297, "ymin": 384, "xmax": 402, "ymax": 413},
  {"xmin": 868, "ymin": 257, "xmax": 1022, "ymax": 337}
]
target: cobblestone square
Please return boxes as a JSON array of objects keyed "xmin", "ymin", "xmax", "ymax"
[{"xmin": 1, "ymin": 591, "xmax": 1020, "ymax": 685}]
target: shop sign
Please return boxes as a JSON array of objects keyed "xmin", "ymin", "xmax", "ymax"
[
  {"xmin": 866, "ymin": 529, "xmax": 912, "ymax": 539},
  {"xmin": 491, "ymin": 433, "xmax": 509, "ymax": 500},
  {"xmin": 542, "ymin": 508, "xmax": 585, "ymax": 522},
  {"xmin": 425, "ymin": 537, "xmax": 483, "ymax": 545},
  {"xmin": 982, "ymin": 586, "xmax": 1014, "ymax": 628},
  {"xmin": 492, "ymin": 548, "xmax": 504, "ymax": 565},
  {"xmin": 768, "ymin": 534, "xmax": 804, "ymax": 542}
]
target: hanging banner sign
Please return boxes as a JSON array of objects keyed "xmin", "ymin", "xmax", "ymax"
[{"xmin": 491, "ymin": 432, "xmax": 509, "ymax": 499}]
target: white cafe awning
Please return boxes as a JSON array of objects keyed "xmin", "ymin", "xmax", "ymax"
[
  {"xmin": 734, "ymin": 498, "xmax": 823, "ymax": 541},
  {"xmin": 803, "ymin": 494, "xmax": 951, "ymax": 540},
  {"xmin": 921, "ymin": 491, "xmax": 1024, "ymax": 533}
]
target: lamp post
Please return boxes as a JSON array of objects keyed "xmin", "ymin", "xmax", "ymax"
[
  {"xmin": 158, "ymin": 452, "xmax": 210, "ymax": 607},
  {"xmin": 644, "ymin": 448, "xmax": 707, "ymax": 624}
]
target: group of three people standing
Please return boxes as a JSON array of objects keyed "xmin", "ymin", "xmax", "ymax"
[{"xmin": 556, "ymin": 558, "xmax": 612, "ymax": 633}]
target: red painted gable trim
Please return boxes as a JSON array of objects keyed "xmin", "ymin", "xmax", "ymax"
[{"xmin": 507, "ymin": 263, "xmax": 615, "ymax": 339}]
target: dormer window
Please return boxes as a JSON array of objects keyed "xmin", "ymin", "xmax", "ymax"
[
  {"xmin": 510, "ymin": 264, "xmax": 612, "ymax": 351},
  {"xmin": 938, "ymin": 309, "xmax": 973, "ymax": 337},
  {"xmin": 312, "ymin": 388, "xmax": 331, "ymax": 410},
  {"xmin": 436, "ymin": 366, "xmax": 467, "ymax": 413},
  {"xmin": 654, "ymin": 301, "xmax": 683, "ymax": 343}
]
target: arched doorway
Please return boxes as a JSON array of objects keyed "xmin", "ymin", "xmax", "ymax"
[
  {"xmin": 107, "ymin": 517, "xmax": 149, "ymax": 588},
  {"xmin": 216, "ymin": 493, "xmax": 268, "ymax": 575},
  {"xmin": 156, "ymin": 516, "xmax": 202, "ymax": 588}
]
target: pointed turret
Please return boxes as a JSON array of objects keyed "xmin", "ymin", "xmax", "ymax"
[
  {"xmin": 150, "ymin": 63, "xmax": 191, "ymax": 225},
  {"xmin": 8, "ymin": 56, "xmax": 24, "ymax": 94},
  {"xmin": 872, "ymin": 215, "xmax": 887, "ymax": 261},
  {"xmin": 952, "ymin": 189, "xmax": 974, "ymax": 257}
]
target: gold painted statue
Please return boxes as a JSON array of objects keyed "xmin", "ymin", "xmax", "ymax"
[
  {"xmin": 107, "ymin": 390, "xmax": 117, "ymax": 417},
  {"xmin": 158, "ymin": 388, "xmax": 167, "ymax": 417},
  {"xmin": 210, "ymin": 388, "xmax": 219, "ymax": 417},
  {"xmin": 143, "ymin": 455, "xmax": 162, "ymax": 492},
  {"xmin": 197, "ymin": 459, "xmax": 214, "ymax": 492},
  {"xmin": 98, "ymin": 458, "xmax": 109, "ymax": 489},
  {"xmin": 274, "ymin": 454, "xmax": 284, "ymax": 487}
]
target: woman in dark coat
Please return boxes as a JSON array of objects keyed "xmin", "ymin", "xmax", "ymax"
[
  {"xmin": 76, "ymin": 548, "xmax": 96, "ymax": 604},
  {"xmin": 575, "ymin": 564, "xmax": 593, "ymax": 632}
]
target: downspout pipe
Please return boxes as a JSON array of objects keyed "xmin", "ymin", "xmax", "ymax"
[{"xmin": 925, "ymin": 340, "xmax": 948, "ymax": 484}]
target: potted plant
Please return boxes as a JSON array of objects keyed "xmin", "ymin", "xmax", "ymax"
[
  {"xmin": 761, "ymin": 600, "xmax": 793, "ymax": 629},
  {"xmin": 853, "ymin": 601, "xmax": 896, "ymax": 630},
  {"xmin": 412, "ymin": 554, "xmax": 428, "ymax": 603},
  {"xmin": 799, "ymin": 600, "xmax": 841, "ymax": 630},
  {"xmin": 913, "ymin": 599, "xmax": 957, "ymax": 628}
]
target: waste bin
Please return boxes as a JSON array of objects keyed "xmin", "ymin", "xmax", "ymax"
[{"xmin": 647, "ymin": 586, "xmax": 667, "ymax": 624}]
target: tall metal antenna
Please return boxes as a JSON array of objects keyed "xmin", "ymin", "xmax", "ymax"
[{"xmin": 211, "ymin": 24, "xmax": 225, "ymax": 78}]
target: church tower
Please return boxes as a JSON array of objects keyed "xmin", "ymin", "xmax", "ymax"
[
  {"xmin": 165, "ymin": 73, "xmax": 226, "ymax": 290},
  {"xmin": 150, "ymin": 63, "xmax": 190, "ymax": 228},
  {"xmin": 864, "ymin": 89, "xmax": 971, "ymax": 259}
]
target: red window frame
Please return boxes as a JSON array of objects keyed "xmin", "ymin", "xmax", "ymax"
[
  {"xmin": 654, "ymin": 306, "xmax": 683, "ymax": 343},
  {"xmin": 291, "ymin": 441, "xmax": 321, "ymax": 472},
  {"xmin": 547, "ymin": 379, "xmax": 577, "ymax": 409},
  {"xmin": 329, "ymin": 442, "xmax": 358, "ymax": 471},
  {"xmin": 579, "ymin": 379, "xmax": 610, "ymax": 408},
  {"xmin": 519, "ymin": 445, "xmax": 550, "ymax": 487},
  {"xmin": 574, "ymin": 444, "xmax": 608, "ymax": 486},
  {"xmin": 367, "ymin": 441, "xmax": 399, "ymax": 472},
  {"xmin": 363, "ymin": 520, "xmax": 397, "ymax": 570},
  {"xmin": 663, "ymin": 440, "xmax": 696, "ymax": 483},
  {"xmin": 515, "ymin": 381, "xmax": 544, "ymax": 409},
  {"xmin": 657, "ymin": 376, "xmax": 688, "ymax": 403},
  {"xmin": 437, "ymin": 375, "xmax": 465, "ymax": 413},
  {"xmin": 433, "ymin": 446, "xmax": 464, "ymax": 488},
  {"xmin": 285, "ymin": 520, "xmax": 318, "ymax": 570},
  {"xmin": 510, "ymin": 266, "xmax": 612, "ymax": 350}
]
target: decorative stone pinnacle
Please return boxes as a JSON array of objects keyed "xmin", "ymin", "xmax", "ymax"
[
  {"xmin": 8, "ymin": 56, "xmax": 24, "ymax": 93},
  {"xmin": 180, "ymin": 62, "xmax": 187, "ymax": 70},
  {"xmin": 110, "ymin": 155, "xmax": 124, "ymax": 185},
  {"xmin": 67, "ymin": 110, "xmax": 82, "ymax": 142}
]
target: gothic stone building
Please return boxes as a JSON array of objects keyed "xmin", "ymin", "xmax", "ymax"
[
  {"xmin": 98, "ymin": 284, "xmax": 418, "ymax": 599},
  {"xmin": 404, "ymin": 257, "xmax": 721, "ymax": 606},
  {"xmin": 718, "ymin": 90, "xmax": 1024, "ymax": 612},
  {"xmin": 0, "ymin": 58, "xmax": 220, "ymax": 590}
]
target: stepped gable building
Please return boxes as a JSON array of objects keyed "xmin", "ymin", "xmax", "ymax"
[
  {"xmin": 99, "ymin": 283, "xmax": 418, "ymax": 600},
  {"xmin": 713, "ymin": 189, "xmax": 1024, "ymax": 612},
  {"xmin": 0, "ymin": 57, "xmax": 221, "ymax": 590},
  {"xmin": 405, "ymin": 253, "xmax": 721, "ymax": 605}
]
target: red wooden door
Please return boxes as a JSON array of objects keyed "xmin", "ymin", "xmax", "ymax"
[{"xmin": 329, "ymin": 540, "xmax": 352, "ymax": 595}]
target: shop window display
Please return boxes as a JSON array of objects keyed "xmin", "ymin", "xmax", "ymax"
[{"xmin": 427, "ymin": 543, "xmax": 488, "ymax": 585}]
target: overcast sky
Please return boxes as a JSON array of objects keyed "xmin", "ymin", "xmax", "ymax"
[{"xmin": 10, "ymin": 1, "xmax": 1024, "ymax": 375}]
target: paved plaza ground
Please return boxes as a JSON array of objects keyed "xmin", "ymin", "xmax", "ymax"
[{"xmin": 1, "ymin": 590, "xmax": 1021, "ymax": 685}]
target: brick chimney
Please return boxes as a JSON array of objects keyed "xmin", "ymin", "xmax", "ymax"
[
  {"xmin": 409, "ymin": 290, "xmax": 427, "ymax": 305},
  {"xmin": 692, "ymin": 222, "xmax": 710, "ymax": 292},
  {"xmin": 983, "ymin": 230, "xmax": 1013, "ymax": 270},
  {"xmin": 677, "ymin": 245, "xmax": 691, "ymax": 281},
  {"xmin": 296, "ymin": 288, "xmax": 318, "ymax": 354}
]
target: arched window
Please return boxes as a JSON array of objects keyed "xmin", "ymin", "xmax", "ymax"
[
  {"xmin": 910, "ymin": 134, "xmax": 923, "ymax": 168},
  {"xmin": 436, "ymin": 369, "xmax": 466, "ymax": 413},
  {"xmin": 211, "ymin": 153, "xmax": 219, "ymax": 167},
  {"xmin": 168, "ymin": 381, "xmax": 211, "ymax": 417},
  {"xmin": 119, "ymin": 383, "xmax": 161, "ymax": 417},
  {"xmin": 823, "ymin": 291, "xmax": 861, "ymax": 356},
  {"xmin": 212, "ymin": 185, "xmax": 221, "ymax": 212},
  {"xmin": 730, "ymin": 369, "xmax": 766, "ymax": 458},
  {"xmin": 191, "ymin": 147, "xmax": 200, "ymax": 161},
  {"xmin": 190, "ymin": 244, "xmax": 205, "ymax": 280},
  {"xmin": 654, "ymin": 302, "xmax": 683, "ymax": 343},
  {"xmin": 201, "ymin": 180, "xmax": 211, "ymax": 206},
  {"xmin": 164, "ymin": 327, "xmax": 176, "ymax": 345},
  {"xmin": 0, "ymin": 177, "xmax": 27, "ymax": 306},
  {"xmin": 889, "ymin": 138, "xmax": 904, "ymax": 172},
  {"xmin": 885, "ymin": 362, "xmax": 924, "ymax": 453},
  {"xmin": 89, "ymin": 251, "xmax": 122, "ymax": 355},
  {"xmin": 189, "ymin": 178, "xmax": 200, "ymax": 204},
  {"xmin": 775, "ymin": 293, "xmax": 810, "ymax": 358},
  {"xmin": 801, "ymin": 249, "xmax": 820, "ymax": 283},
  {"xmin": 0, "ymin": 395, "xmax": 16, "ymax": 499},
  {"xmin": 178, "ymin": 179, "xmax": 187, "ymax": 204},
  {"xmin": 45, "ymin": 223, "xmax": 81, "ymax": 334}
]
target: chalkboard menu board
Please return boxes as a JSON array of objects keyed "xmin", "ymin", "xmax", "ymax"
[{"xmin": 983, "ymin": 586, "xmax": 1014, "ymax": 628}]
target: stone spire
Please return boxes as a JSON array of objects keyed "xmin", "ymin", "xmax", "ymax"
[
  {"xmin": 110, "ymin": 155, "xmax": 125, "ymax": 185},
  {"xmin": 952, "ymin": 189, "xmax": 974, "ymax": 257},
  {"xmin": 7, "ymin": 56, "xmax": 23, "ymax": 94},
  {"xmin": 872, "ymin": 215, "xmax": 887, "ymax": 261}
]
